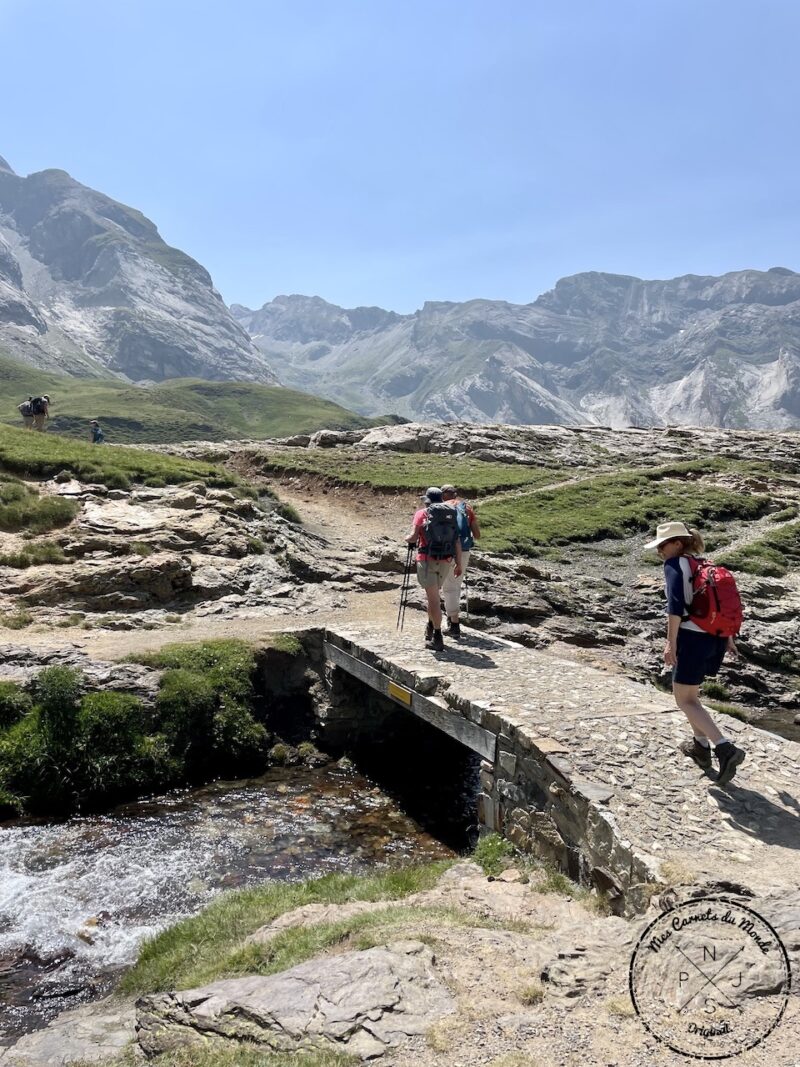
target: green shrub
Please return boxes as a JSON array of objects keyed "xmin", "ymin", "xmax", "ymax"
[
  {"xmin": 135, "ymin": 641, "xmax": 257, "ymax": 705},
  {"xmin": 132, "ymin": 541, "xmax": 154, "ymax": 557},
  {"xmin": 702, "ymin": 680, "xmax": 730, "ymax": 701},
  {"xmin": 0, "ymin": 641, "xmax": 271, "ymax": 817},
  {"xmin": 155, "ymin": 669, "xmax": 217, "ymax": 771},
  {"xmin": 0, "ymin": 711, "xmax": 67, "ymax": 813},
  {"xmin": 275, "ymin": 502, "xmax": 301, "ymax": 524},
  {"xmin": 472, "ymin": 833, "xmax": 516, "ymax": 876},
  {"xmin": 74, "ymin": 692, "xmax": 170, "ymax": 802},
  {"xmin": 212, "ymin": 700, "xmax": 269, "ymax": 773},
  {"xmin": 246, "ymin": 537, "xmax": 266, "ymax": 554},
  {"xmin": 706, "ymin": 700, "xmax": 749, "ymax": 722},
  {"xmin": 34, "ymin": 666, "xmax": 83, "ymax": 754},
  {"xmin": 0, "ymin": 682, "xmax": 32, "ymax": 731},
  {"xmin": 0, "ymin": 785, "xmax": 20, "ymax": 818},
  {"xmin": 268, "ymin": 742, "xmax": 290, "ymax": 765}
]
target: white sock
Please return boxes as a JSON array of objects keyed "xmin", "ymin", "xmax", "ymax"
[
  {"xmin": 693, "ymin": 735, "xmax": 710, "ymax": 748},
  {"xmin": 714, "ymin": 737, "xmax": 731, "ymax": 748}
]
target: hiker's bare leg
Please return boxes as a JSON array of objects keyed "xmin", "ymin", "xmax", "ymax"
[
  {"xmin": 425, "ymin": 584, "xmax": 443, "ymax": 629},
  {"xmin": 673, "ymin": 682, "xmax": 724, "ymax": 744}
]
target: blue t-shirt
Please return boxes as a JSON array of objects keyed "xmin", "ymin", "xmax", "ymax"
[{"xmin": 664, "ymin": 555, "xmax": 703, "ymax": 632}]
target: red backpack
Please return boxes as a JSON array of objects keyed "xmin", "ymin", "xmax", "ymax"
[{"xmin": 686, "ymin": 557, "xmax": 744, "ymax": 637}]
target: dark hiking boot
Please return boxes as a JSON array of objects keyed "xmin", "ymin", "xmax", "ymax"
[
  {"xmin": 424, "ymin": 620, "xmax": 434, "ymax": 644},
  {"xmin": 446, "ymin": 619, "xmax": 461, "ymax": 638},
  {"xmin": 431, "ymin": 629, "xmax": 445, "ymax": 652},
  {"xmin": 715, "ymin": 742, "xmax": 746, "ymax": 786},
  {"xmin": 679, "ymin": 738, "xmax": 712, "ymax": 770}
]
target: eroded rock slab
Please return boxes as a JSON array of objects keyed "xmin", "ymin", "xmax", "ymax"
[
  {"xmin": 0, "ymin": 996, "xmax": 135, "ymax": 1066},
  {"xmin": 135, "ymin": 940, "xmax": 455, "ymax": 1060}
]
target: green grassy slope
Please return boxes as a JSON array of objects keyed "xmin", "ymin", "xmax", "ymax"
[
  {"xmin": 245, "ymin": 446, "xmax": 566, "ymax": 494},
  {"xmin": 0, "ymin": 424, "xmax": 239, "ymax": 489},
  {"xmin": 0, "ymin": 352, "xmax": 391, "ymax": 443}
]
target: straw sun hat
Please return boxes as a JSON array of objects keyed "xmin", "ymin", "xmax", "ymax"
[{"xmin": 643, "ymin": 521, "xmax": 692, "ymax": 550}]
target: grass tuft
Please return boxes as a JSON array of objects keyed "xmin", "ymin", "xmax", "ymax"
[
  {"xmin": 120, "ymin": 862, "xmax": 452, "ymax": 995},
  {"xmin": 0, "ymin": 541, "xmax": 67, "ymax": 568},
  {"xmin": 472, "ymin": 833, "xmax": 516, "ymax": 877}
]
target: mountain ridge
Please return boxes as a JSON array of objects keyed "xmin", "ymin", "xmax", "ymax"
[{"xmin": 233, "ymin": 266, "xmax": 800, "ymax": 428}]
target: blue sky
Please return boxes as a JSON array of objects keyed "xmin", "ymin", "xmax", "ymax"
[{"xmin": 1, "ymin": 0, "xmax": 798, "ymax": 312}]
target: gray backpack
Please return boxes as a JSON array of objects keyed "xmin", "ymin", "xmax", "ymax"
[{"xmin": 423, "ymin": 503, "xmax": 458, "ymax": 559}]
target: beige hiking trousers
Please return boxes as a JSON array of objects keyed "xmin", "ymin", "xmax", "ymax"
[{"xmin": 442, "ymin": 549, "xmax": 470, "ymax": 618}]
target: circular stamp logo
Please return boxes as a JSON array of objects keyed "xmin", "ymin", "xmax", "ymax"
[{"xmin": 629, "ymin": 896, "xmax": 791, "ymax": 1060}]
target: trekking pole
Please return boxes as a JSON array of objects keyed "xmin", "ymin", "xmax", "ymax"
[
  {"xmin": 400, "ymin": 545, "xmax": 413, "ymax": 632},
  {"xmin": 397, "ymin": 544, "xmax": 413, "ymax": 631}
]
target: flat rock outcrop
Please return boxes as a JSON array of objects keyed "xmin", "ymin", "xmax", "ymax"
[{"xmin": 135, "ymin": 940, "xmax": 455, "ymax": 1061}]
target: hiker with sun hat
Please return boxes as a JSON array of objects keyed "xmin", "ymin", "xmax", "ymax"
[{"xmin": 644, "ymin": 520, "xmax": 746, "ymax": 785}]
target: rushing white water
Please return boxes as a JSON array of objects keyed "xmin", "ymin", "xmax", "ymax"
[{"xmin": 0, "ymin": 766, "xmax": 452, "ymax": 1038}]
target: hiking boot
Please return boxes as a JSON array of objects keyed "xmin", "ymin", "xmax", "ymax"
[
  {"xmin": 446, "ymin": 619, "xmax": 461, "ymax": 638},
  {"xmin": 431, "ymin": 629, "xmax": 445, "ymax": 652},
  {"xmin": 424, "ymin": 620, "xmax": 434, "ymax": 644},
  {"xmin": 679, "ymin": 738, "xmax": 712, "ymax": 771},
  {"xmin": 715, "ymin": 742, "xmax": 746, "ymax": 786}
]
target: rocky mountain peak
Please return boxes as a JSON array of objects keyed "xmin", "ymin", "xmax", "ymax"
[
  {"xmin": 0, "ymin": 155, "xmax": 14, "ymax": 174},
  {"xmin": 233, "ymin": 294, "xmax": 404, "ymax": 347},
  {"xmin": 0, "ymin": 160, "xmax": 277, "ymax": 383}
]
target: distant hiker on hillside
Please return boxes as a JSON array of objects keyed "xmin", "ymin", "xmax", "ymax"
[
  {"xmin": 30, "ymin": 394, "xmax": 50, "ymax": 432},
  {"xmin": 89, "ymin": 420, "xmax": 105, "ymax": 444},
  {"xmin": 17, "ymin": 397, "xmax": 34, "ymax": 430},
  {"xmin": 406, "ymin": 487, "xmax": 462, "ymax": 652},
  {"xmin": 644, "ymin": 521, "xmax": 746, "ymax": 785},
  {"xmin": 441, "ymin": 484, "xmax": 480, "ymax": 638}
]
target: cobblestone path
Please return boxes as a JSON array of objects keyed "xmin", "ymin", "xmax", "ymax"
[{"xmin": 329, "ymin": 624, "xmax": 800, "ymax": 902}]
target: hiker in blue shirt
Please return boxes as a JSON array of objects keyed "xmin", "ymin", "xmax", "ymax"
[
  {"xmin": 89, "ymin": 420, "xmax": 105, "ymax": 444},
  {"xmin": 644, "ymin": 520, "xmax": 745, "ymax": 785},
  {"xmin": 441, "ymin": 484, "xmax": 480, "ymax": 638}
]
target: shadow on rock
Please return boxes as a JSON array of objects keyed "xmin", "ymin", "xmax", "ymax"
[{"xmin": 710, "ymin": 783, "xmax": 800, "ymax": 850}]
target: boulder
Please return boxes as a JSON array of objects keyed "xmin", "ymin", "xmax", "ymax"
[{"xmin": 135, "ymin": 940, "xmax": 455, "ymax": 1060}]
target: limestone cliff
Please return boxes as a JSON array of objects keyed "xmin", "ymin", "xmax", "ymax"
[{"xmin": 0, "ymin": 156, "xmax": 277, "ymax": 384}]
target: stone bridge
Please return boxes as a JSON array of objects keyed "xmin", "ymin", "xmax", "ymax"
[{"xmin": 321, "ymin": 626, "xmax": 800, "ymax": 915}]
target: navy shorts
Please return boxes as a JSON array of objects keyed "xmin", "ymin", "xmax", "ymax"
[{"xmin": 673, "ymin": 629, "xmax": 727, "ymax": 686}]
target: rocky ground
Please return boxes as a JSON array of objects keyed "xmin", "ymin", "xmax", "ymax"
[
  {"xmin": 1, "ymin": 420, "xmax": 799, "ymax": 1065},
  {"xmin": 0, "ymin": 421, "xmax": 798, "ymax": 729},
  {"xmin": 127, "ymin": 420, "xmax": 800, "ymax": 738},
  {"xmin": 2, "ymin": 862, "xmax": 798, "ymax": 1066}
]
